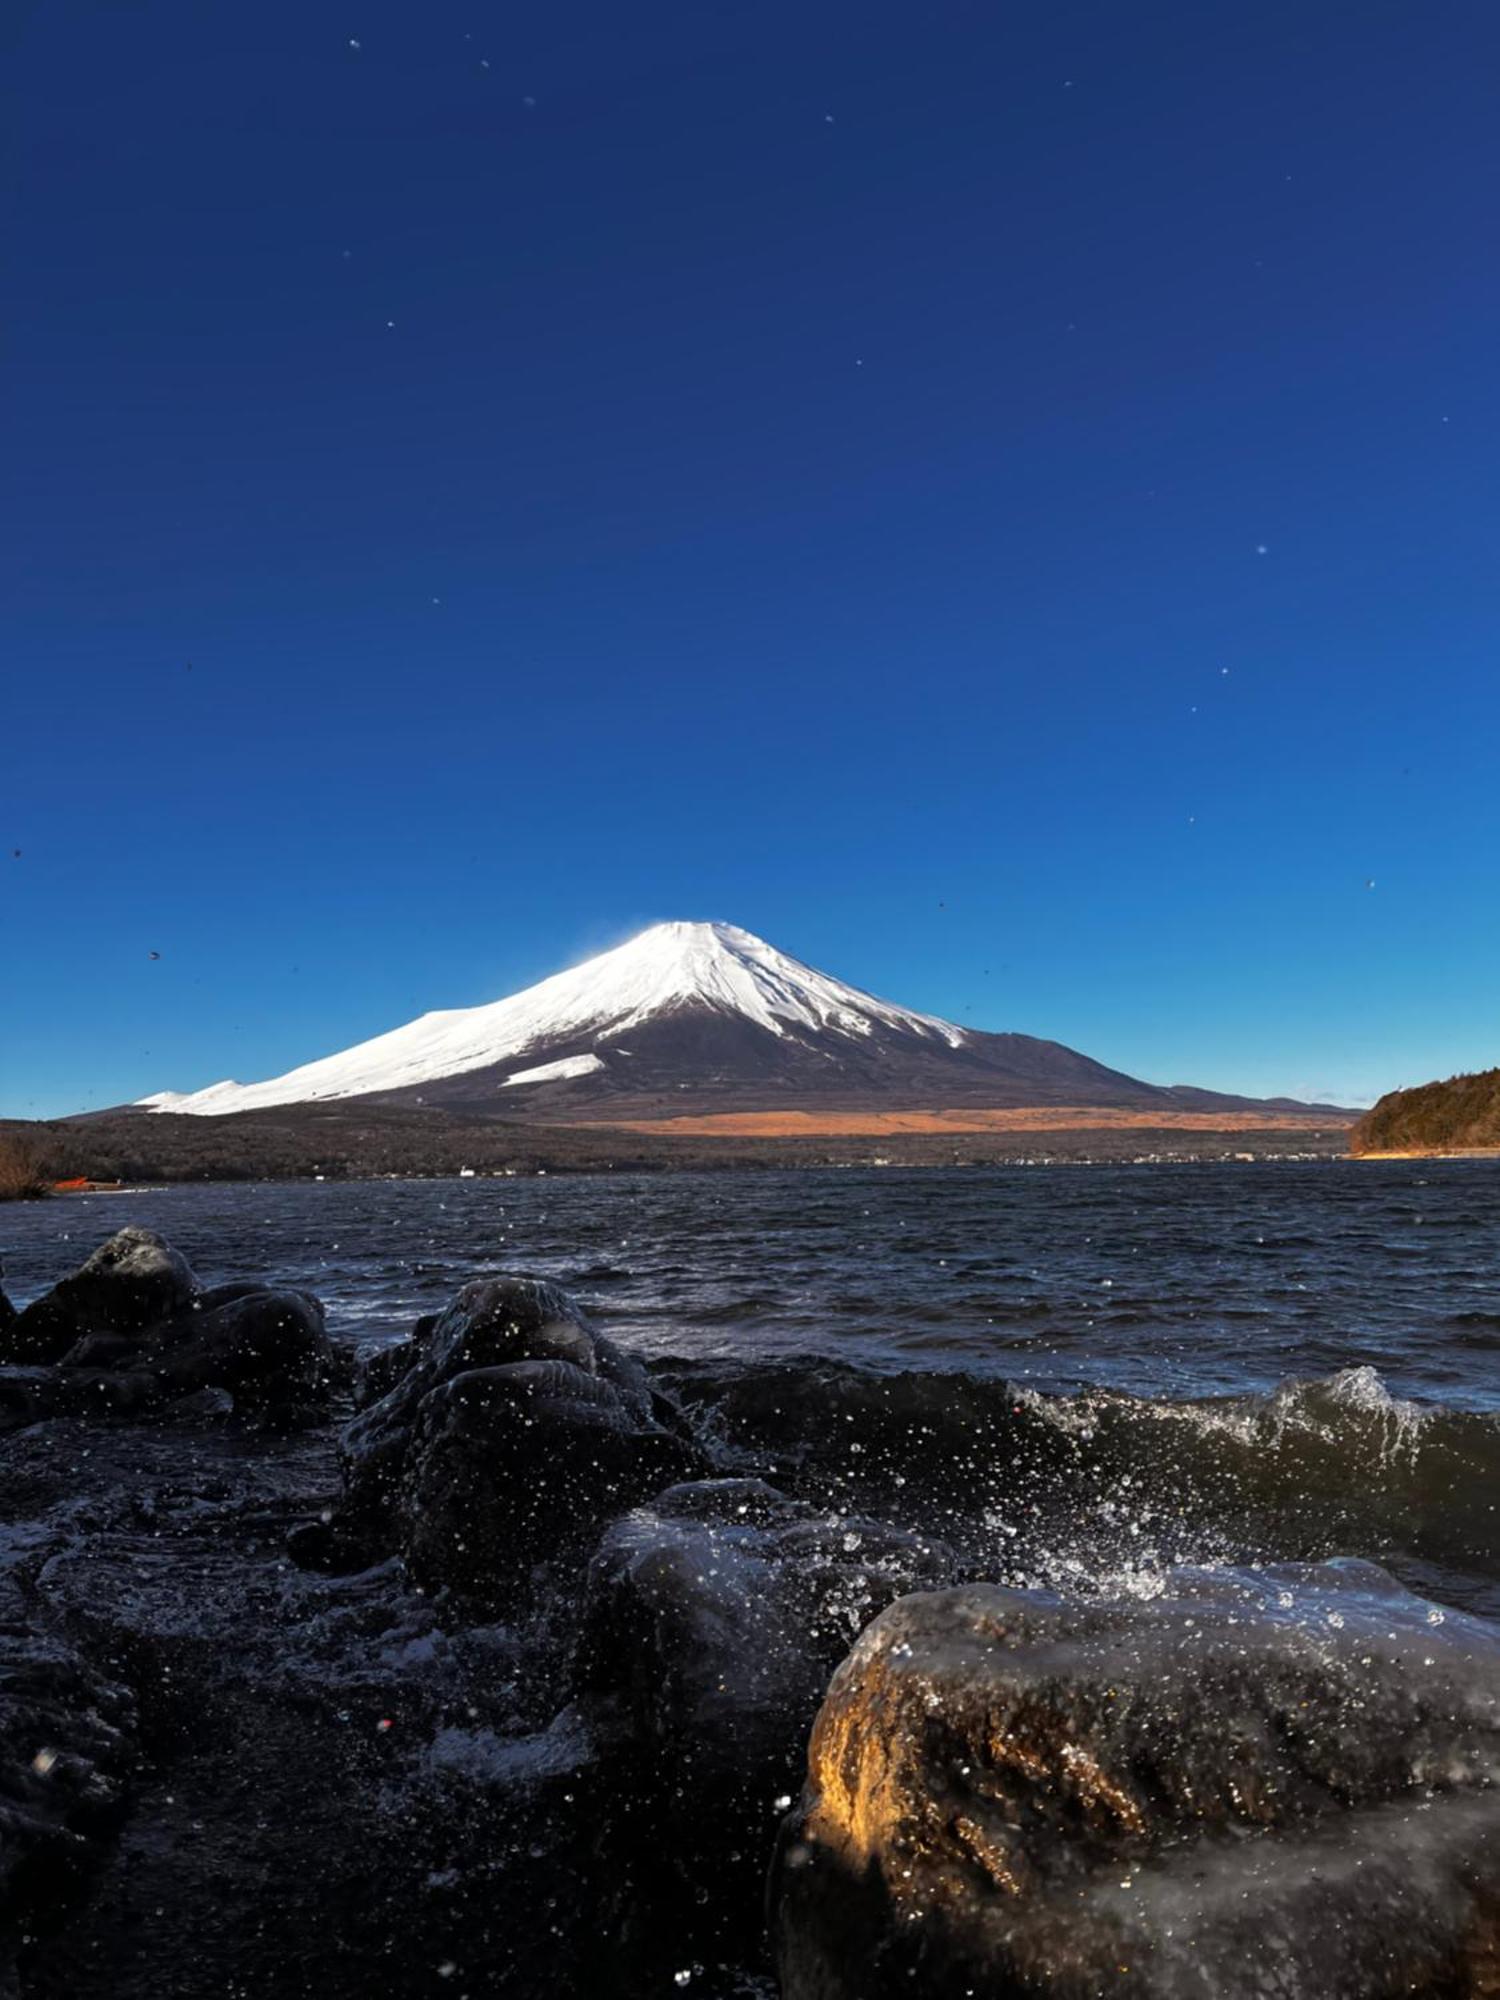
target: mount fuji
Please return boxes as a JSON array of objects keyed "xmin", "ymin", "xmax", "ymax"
[{"xmin": 136, "ymin": 921, "xmax": 1323, "ymax": 1124}]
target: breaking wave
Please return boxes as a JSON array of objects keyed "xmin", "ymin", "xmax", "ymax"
[{"xmin": 656, "ymin": 1357, "xmax": 1500, "ymax": 1617}]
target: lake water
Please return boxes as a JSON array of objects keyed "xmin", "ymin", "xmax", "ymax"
[{"xmin": 5, "ymin": 1160, "xmax": 1498, "ymax": 1614}]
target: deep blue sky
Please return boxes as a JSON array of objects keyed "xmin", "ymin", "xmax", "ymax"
[{"xmin": 4, "ymin": 0, "xmax": 1498, "ymax": 1116}]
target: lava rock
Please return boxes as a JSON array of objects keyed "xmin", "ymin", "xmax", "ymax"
[
  {"xmin": 774, "ymin": 1561, "xmax": 1500, "ymax": 1999},
  {"xmin": 576, "ymin": 1478, "xmax": 957, "ymax": 1800},
  {"xmin": 0, "ymin": 1568, "xmax": 138, "ymax": 1982},
  {"xmin": 110, "ymin": 1285, "xmax": 336, "ymax": 1422},
  {"xmin": 330, "ymin": 1277, "xmax": 704, "ymax": 1597},
  {"xmin": 4, "ymin": 1228, "xmax": 199, "ymax": 1365},
  {"xmin": 0, "ymin": 1243, "xmax": 333, "ymax": 1429},
  {"xmin": 351, "ymin": 1334, "xmax": 423, "ymax": 1409},
  {"xmin": 569, "ymin": 1478, "xmax": 958, "ymax": 1980}
]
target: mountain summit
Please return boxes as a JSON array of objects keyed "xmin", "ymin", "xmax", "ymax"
[{"xmin": 139, "ymin": 920, "xmax": 1321, "ymax": 1122}]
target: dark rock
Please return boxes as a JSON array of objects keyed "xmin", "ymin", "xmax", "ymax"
[
  {"xmin": 576, "ymin": 1478, "xmax": 957, "ymax": 1795},
  {"xmin": 398, "ymin": 1361, "xmax": 697, "ymax": 1597},
  {"xmin": 0, "ymin": 1285, "xmax": 335, "ymax": 1431},
  {"xmin": 0, "ymin": 1369, "xmax": 64, "ymax": 1430},
  {"xmin": 351, "ymin": 1336, "xmax": 421, "ymax": 1409},
  {"xmin": 570, "ymin": 1478, "xmax": 958, "ymax": 1981},
  {"xmin": 774, "ymin": 1560, "xmax": 1500, "ymax": 1999},
  {"xmin": 165, "ymin": 1286, "xmax": 328, "ymax": 1396},
  {"xmin": 342, "ymin": 1278, "xmax": 641, "ymax": 1507},
  {"xmin": 3, "ymin": 1411, "xmax": 593, "ymax": 2000},
  {"xmin": 4, "ymin": 1229, "xmax": 199, "ymax": 1365},
  {"xmin": 57, "ymin": 1280, "xmax": 271, "ymax": 1368},
  {"xmin": 0, "ymin": 1563, "xmax": 138, "ymax": 1984},
  {"xmin": 344, "ymin": 1316, "xmax": 439, "ymax": 1412},
  {"xmin": 331, "ymin": 1277, "xmax": 705, "ymax": 1598},
  {"xmin": 0, "ymin": 1240, "xmax": 334, "ymax": 1432},
  {"xmin": 117, "ymin": 1286, "xmax": 336, "ymax": 1421}
]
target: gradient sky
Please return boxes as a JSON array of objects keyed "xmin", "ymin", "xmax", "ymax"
[{"xmin": 4, "ymin": 0, "xmax": 1498, "ymax": 1118}]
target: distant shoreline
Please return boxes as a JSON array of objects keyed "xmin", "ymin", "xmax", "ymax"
[
  {"xmin": 30, "ymin": 1153, "xmax": 1352, "ymax": 1193},
  {"xmin": 577, "ymin": 1106, "xmax": 1354, "ymax": 1140},
  {"xmin": 1352, "ymin": 1147, "xmax": 1500, "ymax": 1162},
  {"xmin": 3, "ymin": 1105, "xmax": 1358, "ymax": 1189}
]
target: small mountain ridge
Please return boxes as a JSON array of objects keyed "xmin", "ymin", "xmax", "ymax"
[
  {"xmin": 135, "ymin": 920, "xmax": 1342, "ymax": 1124},
  {"xmin": 1350, "ymin": 1067, "xmax": 1500, "ymax": 1156}
]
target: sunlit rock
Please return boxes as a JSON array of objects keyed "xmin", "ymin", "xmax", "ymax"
[
  {"xmin": 774, "ymin": 1561, "xmax": 1500, "ymax": 1998},
  {"xmin": 569, "ymin": 1477, "xmax": 958, "ymax": 1978}
]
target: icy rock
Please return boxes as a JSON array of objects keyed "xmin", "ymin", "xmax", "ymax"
[
  {"xmin": 352, "ymin": 1321, "xmax": 433, "ymax": 1408},
  {"xmin": 0, "ymin": 1263, "xmax": 335, "ymax": 1429},
  {"xmin": 322, "ymin": 1278, "xmax": 704, "ymax": 1597},
  {"xmin": 0, "ymin": 1567, "xmax": 138, "ymax": 1980},
  {"xmin": 576, "ymin": 1479, "xmax": 956, "ymax": 1787},
  {"xmin": 774, "ymin": 1560, "xmax": 1500, "ymax": 1999},
  {"xmin": 4, "ymin": 1227, "xmax": 200, "ymax": 1364},
  {"xmin": 569, "ymin": 1478, "xmax": 957, "ymax": 1975},
  {"xmin": 94, "ymin": 1284, "xmax": 336, "ymax": 1422}
]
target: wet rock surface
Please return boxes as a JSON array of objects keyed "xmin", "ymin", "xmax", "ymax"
[
  {"xmin": 0, "ymin": 1239, "xmax": 744, "ymax": 1998},
  {"xmin": 3, "ymin": 1228, "xmax": 200, "ymax": 1365},
  {"xmin": 5, "ymin": 1420, "xmax": 603, "ymax": 1998},
  {"xmin": 67, "ymin": 1284, "xmax": 336, "ymax": 1420},
  {"xmin": 0, "ymin": 1230, "xmax": 337, "ymax": 1428},
  {"xmin": 774, "ymin": 1564, "xmax": 1500, "ymax": 1999},
  {"xmin": 571, "ymin": 1478, "xmax": 959, "ymax": 1976},
  {"xmin": 0, "ymin": 1550, "xmax": 139, "ymax": 1988},
  {"xmin": 328, "ymin": 1276, "xmax": 705, "ymax": 1598},
  {"xmin": 3, "ymin": 1226, "xmax": 1498, "ymax": 1999}
]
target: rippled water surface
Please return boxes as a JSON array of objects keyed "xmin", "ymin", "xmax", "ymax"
[
  {"xmin": 5, "ymin": 1162, "xmax": 1499, "ymax": 1612},
  {"xmin": 5, "ymin": 1160, "xmax": 1497, "ymax": 1404}
]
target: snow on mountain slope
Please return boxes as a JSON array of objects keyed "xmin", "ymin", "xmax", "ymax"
[
  {"xmin": 143, "ymin": 922, "xmax": 968, "ymax": 1116},
  {"xmin": 136, "ymin": 1082, "xmax": 247, "ymax": 1113},
  {"xmin": 501, "ymin": 1053, "xmax": 608, "ymax": 1088}
]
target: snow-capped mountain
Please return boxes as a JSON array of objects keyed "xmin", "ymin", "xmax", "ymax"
[{"xmin": 136, "ymin": 920, "xmax": 1308, "ymax": 1122}]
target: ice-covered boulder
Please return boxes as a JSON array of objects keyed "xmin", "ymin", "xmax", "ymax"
[
  {"xmin": 774, "ymin": 1561, "xmax": 1500, "ymax": 1999},
  {"xmin": 0, "ymin": 1562, "xmax": 138, "ymax": 1981},
  {"xmin": 323, "ymin": 1277, "xmax": 705, "ymax": 1598},
  {"xmin": 4, "ymin": 1227, "xmax": 200, "ymax": 1364},
  {"xmin": 568, "ymin": 1477, "xmax": 958, "ymax": 1979},
  {"xmin": 0, "ymin": 1234, "xmax": 334, "ymax": 1426},
  {"xmin": 576, "ymin": 1479, "xmax": 957, "ymax": 1799}
]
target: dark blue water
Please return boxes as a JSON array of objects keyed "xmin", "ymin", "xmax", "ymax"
[{"xmin": 4, "ymin": 1161, "xmax": 1497, "ymax": 1406}]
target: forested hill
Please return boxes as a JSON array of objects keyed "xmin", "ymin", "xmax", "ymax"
[{"xmin": 1351, "ymin": 1069, "xmax": 1500, "ymax": 1155}]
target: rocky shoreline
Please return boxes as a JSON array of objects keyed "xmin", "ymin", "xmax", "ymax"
[{"xmin": 0, "ymin": 1229, "xmax": 1495, "ymax": 1997}]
